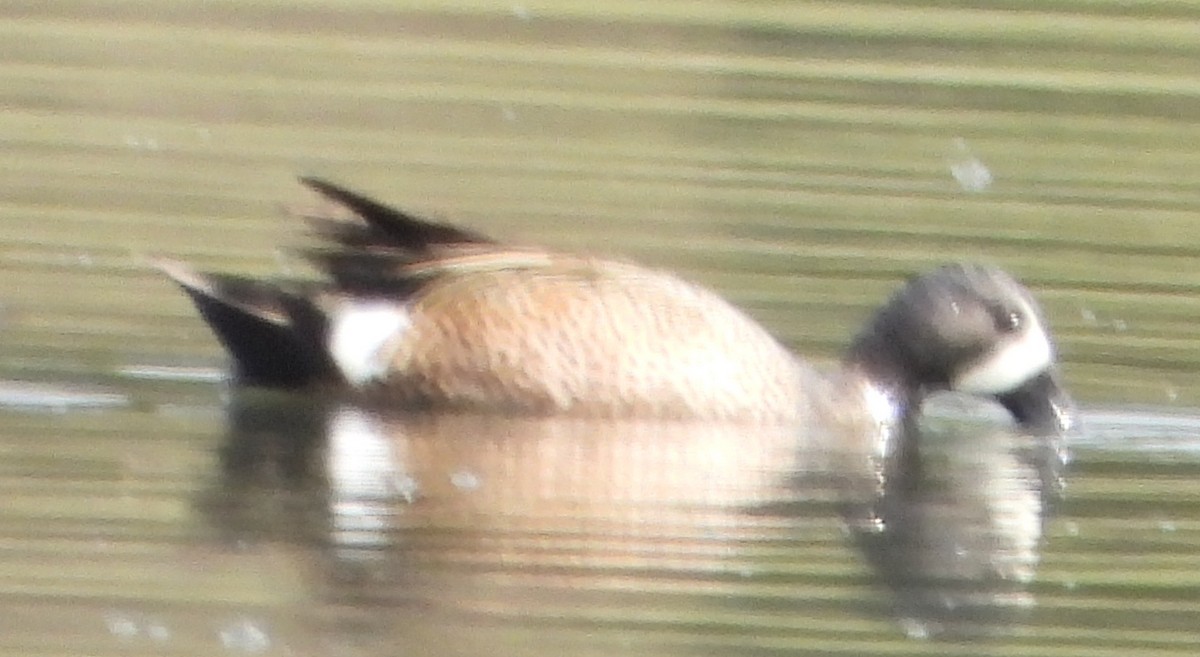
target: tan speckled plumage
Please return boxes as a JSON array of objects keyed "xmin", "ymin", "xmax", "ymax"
[{"xmin": 375, "ymin": 254, "xmax": 809, "ymax": 420}]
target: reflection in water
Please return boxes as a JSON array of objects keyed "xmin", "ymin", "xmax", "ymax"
[
  {"xmin": 0, "ymin": 380, "xmax": 128, "ymax": 411},
  {"xmin": 202, "ymin": 387, "xmax": 1067, "ymax": 646},
  {"xmin": 844, "ymin": 422, "xmax": 1069, "ymax": 638}
]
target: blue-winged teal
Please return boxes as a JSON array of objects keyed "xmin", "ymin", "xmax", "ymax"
[{"xmin": 158, "ymin": 178, "xmax": 1074, "ymax": 433}]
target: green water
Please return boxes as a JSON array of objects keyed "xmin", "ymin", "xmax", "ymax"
[{"xmin": 1, "ymin": 1, "xmax": 1199, "ymax": 655}]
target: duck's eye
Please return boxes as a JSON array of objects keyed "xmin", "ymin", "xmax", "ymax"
[{"xmin": 990, "ymin": 305, "xmax": 1022, "ymax": 333}]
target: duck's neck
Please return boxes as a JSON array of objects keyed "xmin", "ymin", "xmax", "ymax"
[
  {"xmin": 839, "ymin": 332, "xmax": 927, "ymax": 477},
  {"xmin": 844, "ymin": 326, "xmax": 925, "ymax": 416}
]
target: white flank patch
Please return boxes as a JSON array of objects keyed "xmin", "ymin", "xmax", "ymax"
[
  {"xmin": 328, "ymin": 301, "xmax": 410, "ymax": 387},
  {"xmin": 953, "ymin": 314, "xmax": 1053, "ymax": 395}
]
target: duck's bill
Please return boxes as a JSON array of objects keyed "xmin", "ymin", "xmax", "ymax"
[{"xmin": 996, "ymin": 369, "xmax": 1077, "ymax": 436}]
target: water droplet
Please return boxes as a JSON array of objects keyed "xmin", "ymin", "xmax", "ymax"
[
  {"xmin": 146, "ymin": 622, "xmax": 170, "ymax": 641},
  {"xmin": 393, "ymin": 474, "xmax": 421, "ymax": 503},
  {"xmin": 899, "ymin": 616, "xmax": 931, "ymax": 640},
  {"xmin": 947, "ymin": 138, "xmax": 993, "ymax": 192},
  {"xmin": 450, "ymin": 470, "xmax": 481, "ymax": 491},
  {"xmin": 105, "ymin": 612, "xmax": 139, "ymax": 639},
  {"xmin": 122, "ymin": 134, "xmax": 161, "ymax": 151},
  {"xmin": 218, "ymin": 617, "xmax": 271, "ymax": 654}
]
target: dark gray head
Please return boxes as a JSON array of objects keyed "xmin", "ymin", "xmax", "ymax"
[{"xmin": 846, "ymin": 264, "xmax": 1074, "ymax": 435}]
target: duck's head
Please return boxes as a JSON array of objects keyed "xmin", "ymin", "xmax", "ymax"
[{"xmin": 845, "ymin": 263, "xmax": 1075, "ymax": 436}]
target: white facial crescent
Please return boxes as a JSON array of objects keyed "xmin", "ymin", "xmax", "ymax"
[{"xmin": 952, "ymin": 309, "xmax": 1053, "ymax": 395}]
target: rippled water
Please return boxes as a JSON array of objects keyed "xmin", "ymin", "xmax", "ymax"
[
  {"xmin": 3, "ymin": 1, "xmax": 1200, "ymax": 655},
  {"xmin": 0, "ymin": 382, "xmax": 1194, "ymax": 655}
]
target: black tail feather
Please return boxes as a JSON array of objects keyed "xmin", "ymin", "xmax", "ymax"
[{"xmin": 157, "ymin": 259, "xmax": 337, "ymax": 388}]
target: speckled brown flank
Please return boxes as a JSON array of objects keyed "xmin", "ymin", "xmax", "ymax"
[{"xmin": 370, "ymin": 255, "xmax": 811, "ymax": 421}]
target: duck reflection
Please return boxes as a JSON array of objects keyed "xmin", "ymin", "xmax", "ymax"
[
  {"xmin": 209, "ymin": 391, "xmax": 845, "ymax": 564},
  {"xmin": 842, "ymin": 398, "xmax": 1070, "ymax": 638},
  {"xmin": 202, "ymin": 387, "xmax": 1067, "ymax": 642}
]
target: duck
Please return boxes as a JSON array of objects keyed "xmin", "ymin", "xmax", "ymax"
[{"xmin": 157, "ymin": 177, "xmax": 1075, "ymax": 436}]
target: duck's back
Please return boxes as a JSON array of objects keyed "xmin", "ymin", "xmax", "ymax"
[{"xmin": 366, "ymin": 255, "xmax": 806, "ymax": 421}]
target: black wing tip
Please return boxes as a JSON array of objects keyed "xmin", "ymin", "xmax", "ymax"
[
  {"xmin": 297, "ymin": 175, "xmax": 344, "ymax": 197},
  {"xmin": 293, "ymin": 176, "xmax": 496, "ymax": 249},
  {"xmin": 296, "ymin": 175, "xmax": 384, "ymax": 213}
]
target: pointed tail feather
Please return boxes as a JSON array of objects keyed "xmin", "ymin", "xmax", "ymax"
[{"xmin": 154, "ymin": 258, "xmax": 337, "ymax": 388}]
